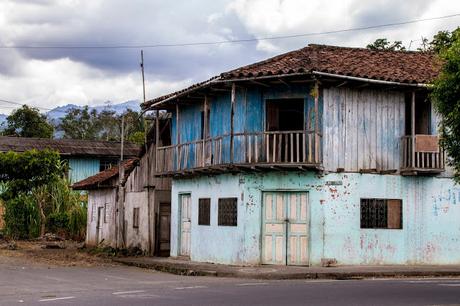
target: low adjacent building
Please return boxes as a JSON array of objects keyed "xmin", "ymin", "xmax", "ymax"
[
  {"xmin": 0, "ymin": 137, "xmax": 140, "ymax": 183},
  {"xmin": 73, "ymin": 118, "xmax": 172, "ymax": 255}
]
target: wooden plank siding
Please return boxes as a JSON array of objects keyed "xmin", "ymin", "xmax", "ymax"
[
  {"xmin": 125, "ymin": 143, "xmax": 171, "ymax": 192},
  {"xmin": 322, "ymin": 87, "xmax": 405, "ymax": 172}
]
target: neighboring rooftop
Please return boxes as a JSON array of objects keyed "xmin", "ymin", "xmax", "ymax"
[
  {"xmin": 0, "ymin": 136, "xmax": 140, "ymax": 158},
  {"xmin": 72, "ymin": 158, "xmax": 138, "ymax": 190},
  {"xmin": 142, "ymin": 44, "xmax": 441, "ymax": 109}
]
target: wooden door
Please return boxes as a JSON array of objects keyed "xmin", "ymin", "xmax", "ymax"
[
  {"xmin": 96, "ymin": 206, "xmax": 104, "ymax": 244},
  {"xmin": 286, "ymin": 192, "xmax": 309, "ymax": 265},
  {"xmin": 179, "ymin": 194, "xmax": 191, "ymax": 257},
  {"xmin": 157, "ymin": 202, "xmax": 171, "ymax": 257},
  {"xmin": 262, "ymin": 192, "xmax": 309, "ymax": 266}
]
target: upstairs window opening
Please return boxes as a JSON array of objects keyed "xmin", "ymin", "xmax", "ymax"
[
  {"xmin": 266, "ymin": 99, "xmax": 304, "ymax": 132},
  {"xmin": 405, "ymin": 92, "xmax": 432, "ymax": 136}
]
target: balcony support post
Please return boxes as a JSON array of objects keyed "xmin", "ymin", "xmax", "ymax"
[
  {"xmin": 230, "ymin": 83, "xmax": 235, "ymax": 164},
  {"xmin": 314, "ymin": 81, "xmax": 320, "ymax": 163},
  {"xmin": 176, "ymin": 102, "xmax": 181, "ymax": 170},
  {"xmin": 411, "ymin": 91, "xmax": 416, "ymax": 168}
]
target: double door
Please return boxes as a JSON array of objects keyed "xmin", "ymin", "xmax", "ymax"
[{"xmin": 262, "ymin": 192, "xmax": 309, "ymax": 265}]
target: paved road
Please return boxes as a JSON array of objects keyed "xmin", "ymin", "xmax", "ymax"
[{"xmin": 1, "ymin": 261, "xmax": 460, "ymax": 306}]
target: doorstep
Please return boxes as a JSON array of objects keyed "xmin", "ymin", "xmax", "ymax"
[{"xmin": 113, "ymin": 257, "xmax": 460, "ymax": 280}]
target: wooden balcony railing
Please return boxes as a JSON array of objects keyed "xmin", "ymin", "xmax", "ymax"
[
  {"xmin": 155, "ymin": 130, "xmax": 322, "ymax": 175},
  {"xmin": 401, "ymin": 135, "xmax": 445, "ymax": 174}
]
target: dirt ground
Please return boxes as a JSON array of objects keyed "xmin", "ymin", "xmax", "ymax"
[{"xmin": 0, "ymin": 239, "xmax": 119, "ymax": 267}]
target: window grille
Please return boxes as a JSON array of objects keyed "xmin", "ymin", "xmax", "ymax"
[
  {"xmin": 218, "ymin": 198, "xmax": 237, "ymax": 226},
  {"xmin": 198, "ymin": 198, "xmax": 211, "ymax": 225},
  {"xmin": 360, "ymin": 199, "xmax": 402, "ymax": 229}
]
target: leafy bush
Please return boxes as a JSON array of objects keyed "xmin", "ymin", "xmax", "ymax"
[
  {"xmin": 0, "ymin": 150, "xmax": 87, "ymax": 240},
  {"xmin": 3, "ymin": 193, "xmax": 40, "ymax": 239}
]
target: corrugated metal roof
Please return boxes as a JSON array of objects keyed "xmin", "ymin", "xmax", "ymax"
[{"xmin": 0, "ymin": 136, "xmax": 140, "ymax": 157}]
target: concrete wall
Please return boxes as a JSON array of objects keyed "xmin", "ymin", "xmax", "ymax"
[
  {"xmin": 171, "ymin": 172, "xmax": 460, "ymax": 266},
  {"xmin": 86, "ymin": 188, "xmax": 117, "ymax": 247},
  {"xmin": 124, "ymin": 191, "xmax": 150, "ymax": 251}
]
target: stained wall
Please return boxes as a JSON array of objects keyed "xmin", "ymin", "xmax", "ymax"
[{"xmin": 171, "ymin": 172, "xmax": 460, "ymax": 265}]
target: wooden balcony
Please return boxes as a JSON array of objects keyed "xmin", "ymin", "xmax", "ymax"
[
  {"xmin": 401, "ymin": 135, "xmax": 445, "ymax": 175},
  {"xmin": 155, "ymin": 130, "xmax": 322, "ymax": 176}
]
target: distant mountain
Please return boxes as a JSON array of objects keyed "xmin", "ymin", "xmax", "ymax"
[
  {"xmin": 0, "ymin": 100, "xmax": 141, "ymax": 132},
  {"xmin": 46, "ymin": 100, "xmax": 141, "ymax": 123}
]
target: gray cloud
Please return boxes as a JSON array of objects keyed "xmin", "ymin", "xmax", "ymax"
[{"xmin": 0, "ymin": 0, "xmax": 459, "ymax": 113}]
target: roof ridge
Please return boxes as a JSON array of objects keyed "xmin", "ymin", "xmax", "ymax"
[{"xmin": 307, "ymin": 43, "xmax": 435, "ymax": 54}]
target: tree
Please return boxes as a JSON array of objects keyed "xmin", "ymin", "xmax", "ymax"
[
  {"xmin": 366, "ymin": 38, "xmax": 406, "ymax": 51},
  {"xmin": 60, "ymin": 106, "xmax": 99, "ymax": 140},
  {"xmin": 3, "ymin": 105, "xmax": 54, "ymax": 138},
  {"xmin": 59, "ymin": 106, "xmax": 147, "ymax": 143},
  {"xmin": 428, "ymin": 28, "xmax": 460, "ymax": 53},
  {"xmin": 431, "ymin": 29, "xmax": 460, "ymax": 182},
  {"xmin": 98, "ymin": 109, "xmax": 120, "ymax": 141}
]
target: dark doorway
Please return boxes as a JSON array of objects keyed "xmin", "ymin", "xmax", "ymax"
[
  {"xmin": 265, "ymin": 99, "xmax": 305, "ymax": 163},
  {"xmin": 405, "ymin": 92, "xmax": 432, "ymax": 135},
  {"xmin": 156, "ymin": 202, "xmax": 171, "ymax": 257},
  {"xmin": 266, "ymin": 99, "xmax": 304, "ymax": 131}
]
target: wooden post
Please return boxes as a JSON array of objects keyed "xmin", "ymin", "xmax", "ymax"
[
  {"xmin": 230, "ymin": 83, "xmax": 235, "ymax": 164},
  {"xmin": 154, "ymin": 110, "xmax": 160, "ymax": 175},
  {"xmin": 411, "ymin": 91, "xmax": 416, "ymax": 168},
  {"xmin": 203, "ymin": 95, "xmax": 208, "ymax": 166},
  {"xmin": 176, "ymin": 103, "xmax": 180, "ymax": 170},
  {"xmin": 314, "ymin": 82, "xmax": 320, "ymax": 163}
]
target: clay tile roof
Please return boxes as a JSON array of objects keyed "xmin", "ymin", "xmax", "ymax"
[
  {"xmin": 142, "ymin": 44, "xmax": 441, "ymax": 110},
  {"xmin": 222, "ymin": 44, "xmax": 440, "ymax": 83},
  {"xmin": 0, "ymin": 136, "xmax": 141, "ymax": 158},
  {"xmin": 72, "ymin": 158, "xmax": 138, "ymax": 190}
]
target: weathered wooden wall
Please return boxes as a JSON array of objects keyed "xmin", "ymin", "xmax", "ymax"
[
  {"xmin": 322, "ymin": 87, "xmax": 406, "ymax": 172},
  {"xmin": 125, "ymin": 143, "xmax": 171, "ymax": 192},
  {"xmin": 123, "ymin": 142, "xmax": 171, "ymax": 254},
  {"xmin": 86, "ymin": 186, "xmax": 117, "ymax": 247}
]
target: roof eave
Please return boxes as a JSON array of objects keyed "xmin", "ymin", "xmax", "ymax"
[
  {"xmin": 311, "ymin": 71, "xmax": 432, "ymax": 88},
  {"xmin": 144, "ymin": 70, "xmax": 433, "ymax": 110}
]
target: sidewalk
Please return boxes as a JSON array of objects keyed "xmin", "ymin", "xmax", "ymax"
[{"xmin": 113, "ymin": 256, "xmax": 460, "ymax": 280}]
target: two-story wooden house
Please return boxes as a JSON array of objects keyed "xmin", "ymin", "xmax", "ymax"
[{"xmin": 142, "ymin": 44, "xmax": 459, "ymax": 266}]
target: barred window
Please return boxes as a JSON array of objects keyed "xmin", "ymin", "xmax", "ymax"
[
  {"xmin": 198, "ymin": 198, "xmax": 211, "ymax": 226},
  {"xmin": 133, "ymin": 207, "xmax": 140, "ymax": 229},
  {"xmin": 360, "ymin": 199, "xmax": 402, "ymax": 229},
  {"xmin": 218, "ymin": 198, "xmax": 237, "ymax": 226}
]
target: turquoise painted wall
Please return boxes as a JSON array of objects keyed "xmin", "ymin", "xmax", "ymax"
[
  {"xmin": 171, "ymin": 84, "xmax": 315, "ymax": 143},
  {"xmin": 171, "ymin": 172, "xmax": 460, "ymax": 266},
  {"xmin": 68, "ymin": 158, "xmax": 100, "ymax": 183},
  {"xmin": 169, "ymin": 84, "xmax": 316, "ymax": 167}
]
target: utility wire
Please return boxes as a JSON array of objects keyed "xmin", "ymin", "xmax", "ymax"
[
  {"xmin": 0, "ymin": 99, "xmax": 53, "ymax": 111},
  {"xmin": 0, "ymin": 13, "xmax": 459, "ymax": 49}
]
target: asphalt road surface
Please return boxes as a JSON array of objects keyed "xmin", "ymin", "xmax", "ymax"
[{"xmin": 1, "ymin": 261, "xmax": 460, "ymax": 306}]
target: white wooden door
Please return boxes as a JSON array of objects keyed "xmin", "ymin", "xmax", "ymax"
[
  {"xmin": 262, "ymin": 192, "xmax": 309, "ymax": 265},
  {"xmin": 179, "ymin": 194, "xmax": 191, "ymax": 256}
]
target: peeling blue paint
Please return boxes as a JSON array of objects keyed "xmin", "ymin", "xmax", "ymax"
[{"xmin": 171, "ymin": 172, "xmax": 460, "ymax": 266}]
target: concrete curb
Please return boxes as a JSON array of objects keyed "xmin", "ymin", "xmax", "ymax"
[{"xmin": 113, "ymin": 258, "xmax": 460, "ymax": 280}]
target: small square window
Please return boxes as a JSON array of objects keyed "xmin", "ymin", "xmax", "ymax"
[
  {"xmin": 198, "ymin": 198, "xmax": 211, "ymax": 226},
  {"xmin": 133, "ymin": 207, "xmax": 140, "ymax": 229},
  {"xmin": 218, "ymin": 198, "xmax": 237, "ymax": 226},
  {"xmin": 360, "ymin": 199, "xmax": 402, "ymax": 229}
]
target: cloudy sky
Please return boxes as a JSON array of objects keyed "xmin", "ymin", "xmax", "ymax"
[{"xmin": 0, "ymin": 0, "xmax": 459, "ymax": 114}]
